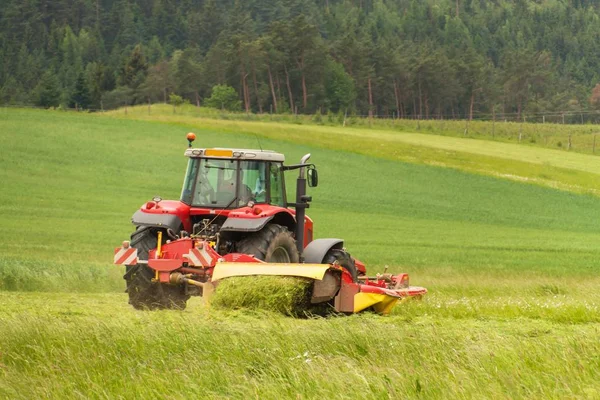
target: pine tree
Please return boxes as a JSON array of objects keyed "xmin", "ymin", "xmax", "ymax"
[
  {"xmin": 170, "ymin": 48, "xmax": 203, "ymax": 106},
  {"xmin": 324, "ymin": 58, "xmax": 355, "ymax": 113},
  {"xmin": 70, "ymin": 72, "xmax": 91, "ymax": 109},
  {"xmin": 33, "ymin": 71, "xmax": 61, "ymax": 108},
  {"xmin": 119, "ymin": 44, "xmax": 148, "ymax": 88}
]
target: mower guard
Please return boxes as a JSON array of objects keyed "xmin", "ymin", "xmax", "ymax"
[{"xmin": 212, "ymin": 262, "xmax": 331, "ymax": 281}]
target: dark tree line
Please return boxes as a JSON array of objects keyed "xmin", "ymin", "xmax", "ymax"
[{"xmin": 3, "ymin": 0, "xmax": 600, "ymax": 119}]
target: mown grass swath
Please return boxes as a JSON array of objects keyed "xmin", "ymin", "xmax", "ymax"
[
  {"xmin": 211, "ymin": 276, "xmax": 314, "ymax": 316},
  {"xmin": 2, "ymin": 108, "xmax": 600, "ymax": 398}
]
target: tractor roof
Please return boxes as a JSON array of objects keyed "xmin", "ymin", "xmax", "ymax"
[{"xmin": 184, "ymin": 148, "xmax": 285, "ymax": 162}]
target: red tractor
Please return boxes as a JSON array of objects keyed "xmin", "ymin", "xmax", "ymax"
[{"xmin": 114, "ymin": 133, "xmax": 426, "ymax": 314}]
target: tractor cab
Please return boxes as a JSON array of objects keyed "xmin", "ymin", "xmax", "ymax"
[
  {"xmin": 180, "ymin": 148, "xmax": 287, "ymax": 209},
  {"xmin": 131, "ymin": 133, "xmax": 318, "ymax": 259}
]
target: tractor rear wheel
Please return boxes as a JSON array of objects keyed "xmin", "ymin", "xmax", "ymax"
[
  {"xmin": 124, "ymin": 226, "xmax": 190, "ymax": 310},
  {"xmin": 323, "ymin": 248, "xmax": 358, "ymax": 282},
  {"xmin": 236, "ymin": 224, "xmax": 300, "ymax": 263}
]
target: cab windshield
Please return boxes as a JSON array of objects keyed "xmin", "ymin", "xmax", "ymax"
[{"xmin": 180, "ymin": 158, "xmax": 271, "ymax": 208}]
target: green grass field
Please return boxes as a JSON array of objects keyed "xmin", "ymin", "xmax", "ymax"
[{"xmin": 2, "ymin": 107, "xmax": 600, "ymax": 398}]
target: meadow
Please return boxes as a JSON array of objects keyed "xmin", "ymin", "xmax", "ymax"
[
  {"xmin": 2, "ymin": 107, "xmax": 600, "ymax": 398},
  {"xmin": 108, "ymin": 104, "xmax": 600, "ymax": 196}
]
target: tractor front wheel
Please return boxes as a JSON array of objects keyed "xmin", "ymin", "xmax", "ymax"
[
  {"xmin": 124, "ymin": 226, "xmax": 190, "ymax": 310},
  {"xmin": 236, "ymin": 224, "xmax": 300, "ymax": 263},
  {"xmin": 323, "ymin": 248, "xmax": 358, "ymax": 282}
]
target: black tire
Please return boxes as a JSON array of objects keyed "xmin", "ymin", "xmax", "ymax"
[
  {"xmin": 129, "ymin": 226, "xmax": 154, "ymax": 260},
  {"xmin": 236, "ymin": 224, "xmax": 300, "ymax": 263},
  {"xmin": 323, "ymin": 249, "xmax": 358, "ymax": 282},
  {"xmin": 123, "ymin": 226, "xmax": 190, "ymax": 310}
]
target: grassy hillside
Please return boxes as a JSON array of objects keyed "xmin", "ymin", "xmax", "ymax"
[
  {"xmin": 107, "ymin": 105, "xmax": 600, "ymax": 195},
  {"xmin": 2, "ymin": 108, "xmax": 600, "ymax": 398},
  {"xmin": 107, "ymin": 103, "xmax": 600, "ymax": 155}
]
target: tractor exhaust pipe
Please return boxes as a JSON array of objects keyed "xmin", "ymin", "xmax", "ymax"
[{"xmin": 294, "ymin": 154, "xmax": 311, "ymax": 258}]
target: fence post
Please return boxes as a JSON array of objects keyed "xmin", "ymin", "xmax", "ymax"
[
  {"xmin": 518, "ymin": 117, "xmax": 523, "ymax": 142},
  {"xmin": 568, "ymin": 134, "xmax": 572, "ymax": 150}
]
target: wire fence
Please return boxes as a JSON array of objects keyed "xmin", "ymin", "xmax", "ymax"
[{"xmin": 4, "ymin": 102, "xmax": 600, "ymax": 121}]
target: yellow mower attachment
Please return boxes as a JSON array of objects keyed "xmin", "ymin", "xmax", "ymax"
[
  {"xmin": 212, "ymin": 262, "xmax": 332, "ymax": 281},
  {"xmin": 210, "ymin": 261, "xmax": 426, "ymax": 315}
]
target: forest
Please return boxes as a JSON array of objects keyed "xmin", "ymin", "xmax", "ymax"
[{"xmin": 3, "ymin": 0, "xmax": 600, "ymax": 120}]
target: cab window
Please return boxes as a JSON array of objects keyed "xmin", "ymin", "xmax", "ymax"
[
  {"xmin": 270, "ymin": 162, "xmax": 285, "ymax": 206},
  {"xmin": 240, "ymin": 160, "xmax": 268, "ymax": 204},
  {"xmin": 192, "ymin": 158, "xmax": 237, "ymax": 207}
]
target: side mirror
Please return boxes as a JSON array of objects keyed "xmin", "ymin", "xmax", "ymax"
[{"xmin": 307, "ymin": 168, "xmax": 318, "ymax": 187}]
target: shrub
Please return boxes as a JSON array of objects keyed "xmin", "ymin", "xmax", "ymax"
[
  {"xmin": 169, "ymin": 93, "xmax": 184, "ymax": 106},
  {"xmin": 205, "ymin": 85, "xmax": 241, "ymax": 111}
]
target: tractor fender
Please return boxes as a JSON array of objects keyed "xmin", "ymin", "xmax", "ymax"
[
  {"xmin": 220, "ymin": 215, "xmax": 274, "ymax": 232},
  {"xmin": 302, "ymin": 238, "xmax": 344, "ymax": 264},
  {"xmin": 132, "ymin": 210, "xmax": 183, "ymax": 232}
]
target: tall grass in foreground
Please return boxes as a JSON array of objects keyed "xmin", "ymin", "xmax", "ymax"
[
  {"xmin": 0, "ymin": 258, "xmax": 122, "ymax": 292},
  {"xmin": 1, "ymin": 292, "xmax": 600, "ymax": 399}
]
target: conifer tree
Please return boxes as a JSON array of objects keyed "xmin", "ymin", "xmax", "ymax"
[{"xmin": 33, "ymin": 71, "xmax": 61, "ymax": 108}]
